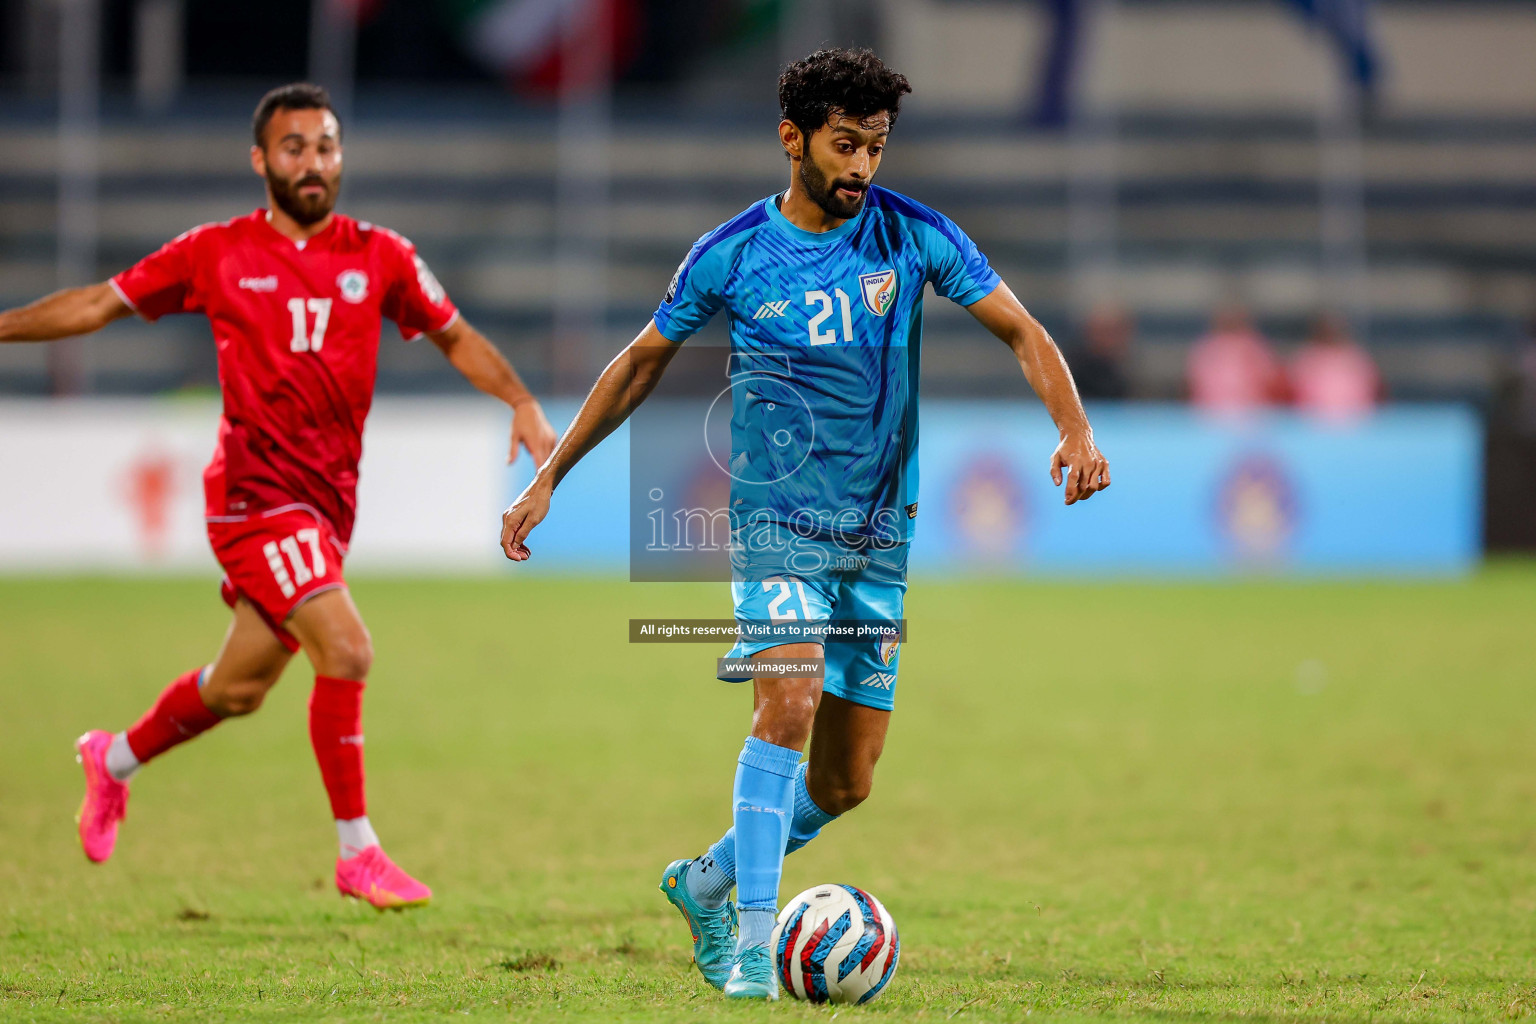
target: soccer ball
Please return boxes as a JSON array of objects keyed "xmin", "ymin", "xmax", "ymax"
[{"xmin": 771, "ymin": 883, "xmax": 900, "ymax": 1003}]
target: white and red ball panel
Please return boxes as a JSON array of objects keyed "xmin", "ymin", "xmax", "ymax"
[{"xmin": 772, "ymin": 884, "xmax": 900, "ymax": 1004}]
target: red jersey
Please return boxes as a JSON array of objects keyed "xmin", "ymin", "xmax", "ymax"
[{"xmin": 111, "ymin": 210, "xmax": 458, "ymax": 544}]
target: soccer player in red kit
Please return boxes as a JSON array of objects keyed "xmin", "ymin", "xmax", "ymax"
[{"xmin": 0, "ymin": 83, "xmax": 558, "ymax": 908}]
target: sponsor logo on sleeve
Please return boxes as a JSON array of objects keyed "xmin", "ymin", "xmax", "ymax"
[
  {"xmin": 413, "ymin": 255, "xmax": 446, "ymax": 305},
  {"xmin": 663, "ymin": 259, "xmax": 685, "ymax": 304},
  {"xmin": 336, "ymin": 270, "xmax": 369, "ymax": 303},
  {"xmin": 238, "ymin": 275, "xmax": 279, "ymax": 292},
  {"xmin": 858, "ymin": 269, "xmax": 898, "ymax": 317}
]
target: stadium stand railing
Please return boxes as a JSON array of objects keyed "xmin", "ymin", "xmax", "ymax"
[{"xmin": 0, "ymin": 104, "xmax": 1531, "ymax": 401}]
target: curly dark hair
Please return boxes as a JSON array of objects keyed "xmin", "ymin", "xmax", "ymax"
[
  {"xmin": 778, "ymin": 48, "xmax": 912, "ymax": 139},
  {"xmin": 252, "ymin": 83, "xmax": 338, "ymax": 148}
]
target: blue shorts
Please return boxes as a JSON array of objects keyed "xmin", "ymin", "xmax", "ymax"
[{"xmin": 718, "ymin": 527, "xmax": 909, "ymax": 712}]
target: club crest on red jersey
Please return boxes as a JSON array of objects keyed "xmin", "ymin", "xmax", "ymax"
[
  {"xmin": 336, "ymin": 270, "xmax": 369, "ymax": 303},
  {"xmin": 859, "ymin": 269, "xmax": 897, "ymax": 317}
]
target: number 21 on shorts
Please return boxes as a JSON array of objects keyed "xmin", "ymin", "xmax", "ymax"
[
  {"xmin": 764, "ymin": 576, "xmax": 812, "ymax": 623},
  {"xmin": 263, "ymin": 528, "xmax": 327, "ymax": 598}
]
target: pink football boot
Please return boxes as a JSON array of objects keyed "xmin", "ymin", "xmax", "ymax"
[
  {"xmin": 335, "ymin": 845, "xmax": 432, "ymax": 910},
  {"xmin": 75, "ymin": 730, "xmax": 129, "ymax": 863}
]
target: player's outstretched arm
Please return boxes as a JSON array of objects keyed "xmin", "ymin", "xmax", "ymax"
[
  {"xmin": 965, "ymin": 282, "xmax": 1110, "ymax": 505},
  {"xmin": 499, "ymin": 320, "xmax": 681, "ymax": 561},
  {"xmin": 428, "ymin": 316, "xmax": 559, "ymax": 467},
  {"xmin": 0, "ymin": 283, "xmax": 134, "ymax": 343}
]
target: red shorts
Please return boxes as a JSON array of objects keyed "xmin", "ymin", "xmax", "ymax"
[{"xmin": 209, "ymin": 508, "xmax": 348, "ymax": 653}]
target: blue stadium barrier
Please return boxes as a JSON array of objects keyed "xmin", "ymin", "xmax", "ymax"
[{"xmin": 506, "ymin": 402, "xmax": 1482, "ymax": 577}]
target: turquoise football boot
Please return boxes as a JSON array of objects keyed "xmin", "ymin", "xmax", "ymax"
[
  {"xmin": 659, "ymin": 859, "xmax": 738, "ymax": 990},
  {"xmin": 723, "ymin": 942, "xmax": 779, "ymax": 1000}
]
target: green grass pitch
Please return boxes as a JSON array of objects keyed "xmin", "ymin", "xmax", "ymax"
[{"xmin": 2, "ymin": 569, "xmax": 1535, "ymax": 1022}]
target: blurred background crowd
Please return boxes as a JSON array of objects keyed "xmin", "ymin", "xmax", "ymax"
[{"xmin": 0, "ymin": 0, "xmax": 1530, "ymax": 558}]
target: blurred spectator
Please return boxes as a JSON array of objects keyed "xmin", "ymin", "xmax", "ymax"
[
  {"xmin": 1486, "ymin": 316, "xmax": 1536, "ymax": 550},
  {"xmin": 1069, "ymin": 305, "xmax": 1134, "ymax": 400},
  {"xmin": 1289, "ymin": 313, "xmax": 1382, "ymax": 420},
  {"xmin": 1187, "ymin": 304, "xmax": 1287, "ymax": 412},
  {"xmin": 1498, "ymin": 316, "xmax": 1536, "ymax": 435}
]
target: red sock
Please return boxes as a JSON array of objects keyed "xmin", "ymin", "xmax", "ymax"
[
  {"xmin": 124, "ymin": 667, "xmax": 223, "ymax": 763},
  {"xmin": 309, "ymin": 675, "xmax": 367, "ymax": 821}
]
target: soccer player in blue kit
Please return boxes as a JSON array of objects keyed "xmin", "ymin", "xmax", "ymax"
[{"xmin": 500, "ymin": 48, "xmax": 1110, "ymax": 999}]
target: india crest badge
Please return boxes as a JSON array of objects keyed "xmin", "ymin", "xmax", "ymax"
[{"xmin": 858, "ymin": 269, "xmax": 897, "ymax": 317}]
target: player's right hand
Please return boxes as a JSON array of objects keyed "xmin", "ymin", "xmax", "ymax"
[
  {"xmin": 1050, "ymin": 430, "xmax": 1111, "ymax": 505},
  {"xmin": 500, "ymin": 479, "xmax": 553, "ymax": 561}
]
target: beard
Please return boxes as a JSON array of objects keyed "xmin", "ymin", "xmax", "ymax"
[
  {"xmin": 267, "ymin": 168, "xmax": 339, "ymax": 226},
  {"xmin": 798, "ymin": 151, "xmax": 867, "ymax": 220}
]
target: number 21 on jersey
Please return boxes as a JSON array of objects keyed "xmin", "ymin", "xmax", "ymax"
[
  {"xmin": 805, "ymin": 289, "xmax": 854, "ymax": 346},
  {"xmin": 288, "ymin": 298, "xmax": 332, "ymax": 353}
]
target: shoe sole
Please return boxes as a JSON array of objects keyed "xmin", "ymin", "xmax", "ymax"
[
  {"xmin": 340, "ymin": 895, "xmax": 431, "ymax": 912},
  {"xmin": 724, "ymin": 987, "xmax": 779, "ymax": 1001},
  {"xmin": 337, "ymin": 887, "xmax": 431, "ymax": 912}
]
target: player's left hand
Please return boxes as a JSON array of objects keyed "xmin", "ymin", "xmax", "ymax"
[
  {"xmin": 1050, "ymin": 431, "xmax": 1110, "ymax": 505},
  {"xmin": 509, "ymin": 400, "xmax": 557, "ymax": 467}
]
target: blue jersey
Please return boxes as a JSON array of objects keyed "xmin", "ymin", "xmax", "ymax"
[{"xmin": 653, "ymin": 185, "xmax": 999, "ymax": 543}]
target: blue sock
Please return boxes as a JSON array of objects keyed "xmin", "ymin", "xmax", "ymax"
[
  {"xmin": 684, "ymin": 828, "xmax": 736, "ymax": 909},
  {"xmin": 686, "ymin": 761, "xmax": 840, "ymax": 909},
  {"xmin": 731, "ymin": 736, "xmax": 800, "ymax": 951},
  {"xmin": 740, "ymin": 906, "xmax": 777, "ymax": 949},
  {"xmin": 785, "ymin": 761, "xmax": 837, "ymax": 855}
]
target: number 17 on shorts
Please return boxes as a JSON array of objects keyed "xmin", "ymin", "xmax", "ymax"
[
  {"xmin": 263, "ymin": 528, "xmax": 328, "ymax": 598},
  {"xmin": 210, "ymin": 510, "xmax": 347, "ymax": 646}
]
